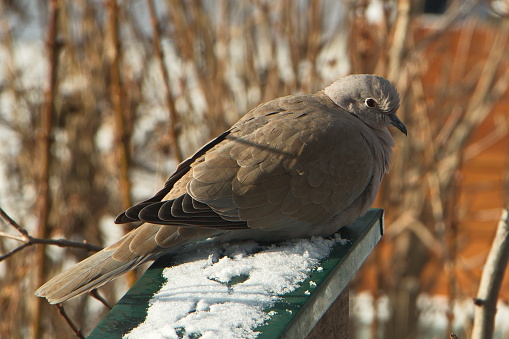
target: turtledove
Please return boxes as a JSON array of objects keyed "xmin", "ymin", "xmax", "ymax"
[{"xmin": 36, "ymin": 74, "xmax": 406, "ymax": 304}]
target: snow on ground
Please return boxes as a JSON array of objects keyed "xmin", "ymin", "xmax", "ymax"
[{"xmin": 124, "ymin": 234, "xmax": 347, "ymax": 339}]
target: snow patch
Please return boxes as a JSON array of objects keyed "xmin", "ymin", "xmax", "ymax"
[{"xmin": 125, "ymin": 234, "xmax": 346, "ymax": 338}]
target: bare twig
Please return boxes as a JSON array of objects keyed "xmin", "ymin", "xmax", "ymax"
[
  {"xmin": 0, "ymin": 237, "xmax": 101, "ymax": 261},
  {"xmin": 89, "ymin": 289, "xmax": 113, "ymax": 310},
  {"xmin": 0, "ymin": 242, "xmax": 32, "ymax": 261},
  {"xmin": 56, "ymin": 304, "xmax": 84, "ymax": 339},
  {"xmin": 0, "ymin": 206, "xmax": 28, "ymax": 237},
  {"xmin": 472, "ymin": 208, "xmax": 509, "ymax": 339},
  {"xmin": 0, "ymin": 206, "xmax": 102, "ymax": 262}
]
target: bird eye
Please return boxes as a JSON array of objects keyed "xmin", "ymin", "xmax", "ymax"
[{"xmin": 365, "ymin": 98, "xmax": 377, "ymax": 107}]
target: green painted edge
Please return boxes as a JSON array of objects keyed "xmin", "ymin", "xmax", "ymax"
[
  {"xmin": 88, "ymin": 208, "xmax": 383, "ymax": 338},
  {"xmin": 281, "ymin": 208, "xmax": 383, "ymax": 338},
  {"xmin": 87, "ymin": 258, "xmax": 172, "ymax": 338},
  {"xmin": 255, "ymin": 208, "xmax": 383, "ymax": 338}
]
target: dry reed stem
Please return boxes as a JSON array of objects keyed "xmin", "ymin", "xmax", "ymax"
[
  {"xmin": 106, "ymin": 0, "xmax": 136, "ymax": 289},
  {"xmin": 379, "ymin": 1, "xmax": 508, "ymax": 336},
  {"xmin": 32, "ymin": 0, "xmax": 60, "ymax": 337},
  {"xmin": 472, "ymin": 208, "xmax": 509, "ymax": 339},
  {"xmin": 0, "ymin": 2, "xmax": 507, "ymax": 338},
  {"xmin": 387, "ymin": 0, "xmax": 411, "ymax": 81},
  {"xmin": 106, "ymin": 0, "xmax": 132, "ymax": 211},
  {"xmin": 146, "ymin": 0, "xmax": 183, "ymax": 162}
]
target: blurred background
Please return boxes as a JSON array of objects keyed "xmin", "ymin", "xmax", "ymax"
[{"xmin": 0, "ymin": 0, "xmax": 508, "ymax": 338}]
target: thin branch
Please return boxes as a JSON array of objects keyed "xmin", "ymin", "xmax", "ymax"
[
  {"xmin": 89, "ymin": 289, "xmax": 112, "ymax": 310},
  {"xmin": 472, "ymin": 208, "xmax": 509, "ymax": 339},
  {"xmin": 0, "ymin": 242, "xmax": 32, "ymax": 261},
  {"xmin": 27, "ymin": 238, "xmax": 101, "ymax": 251},
  {"xmin": 0, "ymin": 237, "xmax": 102, "ymax": 261},
  {"xmin": 0, "ymin": 206, "xmax": 102, "ymax": 262},
  {"xmin": 0, "ymin": 231, "xmax": 26, "ymax": 242},
  {"xmin": 0, "ymin": 207, "xmax": 28, "ymax": 237},
  {"xmin": 56, "ymin": 304, "xmax": 84, "ymax": 339}
]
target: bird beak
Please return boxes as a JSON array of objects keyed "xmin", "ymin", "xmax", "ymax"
[{"xmin": 388, "ymin": 114, "xmax": 407, "ymax": 135}]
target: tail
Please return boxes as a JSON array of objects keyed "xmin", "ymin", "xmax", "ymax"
[
  {"xmin": 35, "ymin": 223, "xmax": 183, "ymax": 304},
  {"xmin": 35, "ymin": 249, "xmax": 149, "ymax": 304}
]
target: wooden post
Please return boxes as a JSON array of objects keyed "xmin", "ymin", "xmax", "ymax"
[{"xmin": 307, "ymin": 285, "xmax": 349, "ymax": 339}]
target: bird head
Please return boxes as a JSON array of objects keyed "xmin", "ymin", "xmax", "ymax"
[{"xmin": 324, "ymin": 74, "xmax": 407, "ymax": 135}]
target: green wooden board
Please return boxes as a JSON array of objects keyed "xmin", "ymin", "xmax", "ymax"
[{"xmin": 88, "ymin": 208, "xmax": 384, "ymax": 339}]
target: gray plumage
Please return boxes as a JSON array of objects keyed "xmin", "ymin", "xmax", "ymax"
[{"xmin": 35, "ymin": 74, "xmax": 406, "ymax": 304}]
